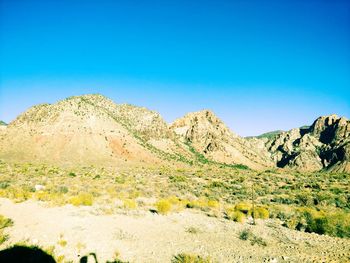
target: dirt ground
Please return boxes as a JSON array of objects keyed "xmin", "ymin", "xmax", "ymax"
[{"xmin": 0, "ymin": 198, "xmax": 349, "ymax": 263}]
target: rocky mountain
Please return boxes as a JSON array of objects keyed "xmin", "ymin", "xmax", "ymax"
[
  {"xmin": 170, "ymin": 110, "xmax": 273, "ymax": 169},
  {"xmin": 0, "ymin": 94, "xmax": 348, "ymax": 172},
  {"xmin": 264, "ymin": 114, "xmax": 350, "ymax": 172},
  {"xmin": 0, "ymin": 95, "xmax": 192, "ymax": 166}
]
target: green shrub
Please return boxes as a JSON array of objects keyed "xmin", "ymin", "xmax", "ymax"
[
  {"xmin": 58, "ymin": 186, "xmax": 68, "ymax": 194},
  {"xmin": 239, "ymin": 229, "xmax": 251, "ymax": 240},
  {"xmin": 238, "ymin": 228, "xmax": 267, "ymax": 246},
  {"xmin": 0, "ymin": 215, "xmax": 13, "ymax": 245},
  {"xmin": 278, "ymin": 206, "xmax": 350, "ymax": 238},
  {"xmin": 68, "ymin": 172, "xmax": 76, "ymax": 177}
]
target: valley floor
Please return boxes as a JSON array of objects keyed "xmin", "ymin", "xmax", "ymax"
[{"xmin": 0, "ymin": 198, "xmax": 349, "ymax": 263}]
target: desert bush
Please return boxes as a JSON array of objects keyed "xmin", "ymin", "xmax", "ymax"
[
  {"xmin": 0, "ymin": 215, "xmax": 13, "ymax": 229},
  {"xmin": 295, "ymin": 192, "xmax": 313, "ymax": 206},
  {"xmin": 276, "ymin": 206, "xmax": 350, "ymax": 238},
  {"xmin": 123, "ymin": 199, "xmax": 137, "ymax": 209},
  {"xmin": 226, "ymin": 202, "xmax": 262, "ymax": 222},
  {"xmin": 68, "ymin": 172, "xmax": 76, "ymax": 177},
  {"xmin": 207, "ymin": 200, "xmax": 219, "ymax": 208},
  {"xmin": 115, "ymin": 176, "xmax": 126, "ymax": 184},
  {"xmin": 0, "ymin": 187, "xmax": 32, "ymax": 203},
  {"xmin": 238, "ymin": 228, "xmax": 267, "ymax": 246},
  {"xmin": 250, "ymin": 234, "xmax": 267, "ymax": 246},
  {"xmin": 172, "ymin": 253, "xmax": 211, "ymax": 263},
  {"xmin": 169, "ymin": 175, "xmax": 187, "ymax": 183},
  {"xmin": 0, "ymin": 181, "xmax": 10, "ymax": 189},
  {"xmin": 166, "ymin": 196, "xmax": 186, "ymax": 212},
  {"xmin": 239, "ymin": 229, "xmax": 251, "ymax": 240},
  {"xmin": 156, "ymin": 199, "xmax": 172, "ymax": 214},
  {"xmin": 185, "ymin": 198, "xmax": 214, "ymax": 211},
  {"xmin": 186, "ymin": 226, "xmax": 201, "ymax": 234},
  {"xmin": 69, "ymin": 193, "xmax": 93, "ymax": 206},
  {"xmin": 252, "ymin": 207, "xmax": 269, "ymax": 219},
  {"xmin": 57, "ymin": 186, "xmax": 69, "ymax": 194},
  {"xmin": 234, "ymin": 202, "xmax": 252, "ymax": 215},
  {"xmin": 225, "ymin": 206, "xmax": 246, "ymax": 223},
  {"xmin": 0, "ymin": 215, "xmax": 13, "ymax": 245},
  {"xmin": 301, "ymin": 208, "xmax": 350, "ymax": 237}
]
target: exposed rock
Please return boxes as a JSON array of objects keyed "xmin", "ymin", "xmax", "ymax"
[
  {"xmin": 265, "ymin": 114, "xmax": 350, "ymax": 172},
  {"xmin": 170, "ymin": 110, "xmax": 273, "ymax": 169}
]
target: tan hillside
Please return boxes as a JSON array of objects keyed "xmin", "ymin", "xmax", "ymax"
[
  {"xmin": 0, "ymin": 94, "xmax": 187, "ymax": 166},
  {"xmin": 170, "ymin": 110, "xmax": 273, "ymax": 170}
]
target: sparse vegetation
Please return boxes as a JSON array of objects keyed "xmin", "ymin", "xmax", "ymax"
[
  {"xmin": 0, "ymin": 215, "xmax": 13, "ymax": 245},
  {"xmin": 69, "ymin": 193, "xmax": 93, "ymax": 206},
  {"xmin": 238, "ymin": 228, "xmax": 267, "ymax": 246},
  {"xmin": 123, "ymin": 199, "xmax": 137, "ymax": 209},
  {"xmin": 0, "ymin": 160, "xmax": 349, "ymax": 240},
  {"xmin": 270, "ymin": 206, "xmax": 350, "ymax": 238},
  {"xmin": 186, "ymin": 226, "xmax": 201, "ymax": 234},
  {"xmin": 172, "ymin": 253, "xmax": 211, "ymax": 263}
]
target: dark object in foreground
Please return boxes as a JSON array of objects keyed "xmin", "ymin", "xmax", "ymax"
[
  {"xmin": 0, "ymin": 246, "xmax": 128, "ymax": 263},
  {"xmin": 0, "ymin": 245, "xmax": 56, "ymax": 263}
]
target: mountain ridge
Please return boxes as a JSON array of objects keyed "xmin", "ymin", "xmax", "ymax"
[{"xmin": 0, "ymin": 94, "xmax": 349, "ymax": 172}]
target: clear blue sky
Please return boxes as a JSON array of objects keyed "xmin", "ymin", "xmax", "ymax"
[{"xmin": 0, "ymin": 0, "xmax": 349, "ymax": 136}]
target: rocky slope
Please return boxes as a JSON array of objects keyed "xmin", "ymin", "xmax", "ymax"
[
  {"xmin": 170, "ymin": 110, "xmax": 273, "ymax": 169},
  {"xmin": 0, "ymin": 95, "xmax": 192, "ymax": 166},
  {"xmin": 264, "ymin": 114, "xmax": 350, "ymax": 172}
]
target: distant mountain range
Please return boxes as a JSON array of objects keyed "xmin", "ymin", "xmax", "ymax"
[{"xmin": 0, "ymin": 94, "xmax": 349, "ymax": 172}]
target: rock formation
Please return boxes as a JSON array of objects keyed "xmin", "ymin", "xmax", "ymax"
[
  {"xmin": 170, "ymin": 110, "xmax": 273, "ymax": 169},
  {"xmin": 264, "ymin": 114, "xmax": 350, "ymax": 172}
]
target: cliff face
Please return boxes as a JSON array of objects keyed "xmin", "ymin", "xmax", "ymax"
[{"xmin": 264, "ymin": 115, "xmax": 350, "ymax": 172}]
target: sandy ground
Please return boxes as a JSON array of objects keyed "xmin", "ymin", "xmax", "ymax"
[{"xmin": 0, "ymin": 198, "xmax": 349, "ymax": 263}]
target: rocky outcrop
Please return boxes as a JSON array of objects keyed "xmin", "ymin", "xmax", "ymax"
[
  {"xmin": 265, "ymin": 115, "xmax": 350, "ymax": 172},
  {"xmin": 170, "ymin": 110, "xmax": 273, "ymax": 169}
]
